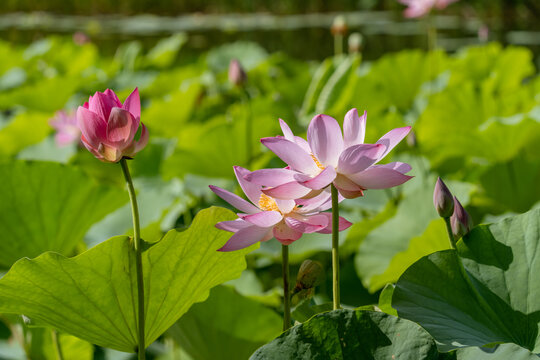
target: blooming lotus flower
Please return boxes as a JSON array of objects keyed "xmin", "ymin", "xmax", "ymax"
[
  {"xmin": 76, "ymin": 88, "xmax": 148, "ymax": 163},
  {"xmin": 49, "ymin": 110, "xmax": 81, "ymax": 146},
  {"xmin": 398, "ymin": 0, "xmax": 459, "ymax": 18},
  {"xmin": 210, "ymin": 166, "xmax": 352, "ymax": 251},
  {"xmin": 246, "ymin": 109, "xmax": 413, "ymax": 200}
]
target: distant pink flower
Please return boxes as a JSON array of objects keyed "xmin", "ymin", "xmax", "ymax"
[
  {"xmin": 49, "ymin": 110, "xmax": 81, "ymax": 147},
  {"xmin": 398, "ymin": 0, "xmax": 459, "ymax": 18},
  {"xmin": 76, "ymin": 88, "xmax": 148, "ymax": 163},
  {"xmin": 246, "ymin": 109, "xmax": 413, "ymax": 199},
  {"xmin": 210, "ymin": 166, "xmax": 351, "ymax": 251}
]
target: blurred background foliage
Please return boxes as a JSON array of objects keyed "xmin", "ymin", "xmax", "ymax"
[{"xmin": 0, "ymin": 0, "xmax": 539, "ymax": 358}]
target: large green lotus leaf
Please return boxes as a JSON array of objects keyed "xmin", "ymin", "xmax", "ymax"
[
  {"xmin": 206, "ymin": 41, "xmax": 268, "ymax": 73},
  {"xmin": 0, "ymin": 207, "xmax": 250, "ymax": 352},
  {"xmin": 416, "ymin": 81, "xmax": 538, "ymax": 167},
  {"xmin": 142, "ymin": 82, "xmax": 202, "ymax": 138},
  {"xmin": 163, "ymin": 103, "xmax": 279, "ymax": 179},
  {"xmin": 456, "ymin": 344, "xmax": 539, "ymax": 360},
  {"xmin": 449, "ymin": 44, "xmax": 534, "ymax": 92},
  {"xmin": 145, "ymin": 33, "xmax": 187, "ymax": 69},
  {"xmin": 354, "ymin": 178, "xmax": 473, "ymax": 292},
  {"xmin": 0, "ymin": 77, "xmax": 78, "ymax": 112},
  {"xmin": 0, "ymin": 112, "xmax": 51, "ymax": 157},
  {"xmin": 250, "ymin": 309, "xmax": 439, "ymax": 360},
  {"xmin": 0, "ymin": 161, "xmax": 126, "ymax": 268},
  {"xmin": 168, "ymin": 285, "xmax": 281, "ymax": 360},
  {"xmin": 392, "ymin": 208, "xmax": 540, "ymax": 352}
]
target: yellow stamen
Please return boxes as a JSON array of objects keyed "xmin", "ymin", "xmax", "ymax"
[
  {"xmin": 258, "ymin": 193, "xmax": 280, "ymax": 212},
  {"xmin": 311, "ymin": 154, "xmax": 325, "ymax": 170}
]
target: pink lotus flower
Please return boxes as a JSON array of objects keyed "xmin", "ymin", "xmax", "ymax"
[
  {"xmin": 246, "ymin": 109, "xmax": 413, "ymax": 200},
  {"xmin": 398, "ymin": 0, "xmax": 459, "ymax": 18},
  {"xmin": 210, "ymin": 166, "xmax": 352, "ymax": 251},
  {"xmin": 76, "ymin": 88, "xmax": 148, "ymax": 163},
  {"xmin": 49, "ymin": 110, "xmax": 81, "ymax": 147}
]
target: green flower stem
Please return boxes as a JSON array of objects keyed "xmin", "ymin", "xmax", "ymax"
[
  {"xmin": 331, "ymin": 184, "xmax": 341, "ymax": 310},
  {"xmin": 282, "ymin": 244, "xmax": 291, "ymax": 331},
  {"xmin": 444, "ymin": 217, "xmax": 456, "ymax": 249},
  {"xmin": 120, "ymin": 158, "xmax": 146, "ymax": 360},
  {"xmin": 52, "ymin": 330, "xmax": 64, "ymax": 360}
]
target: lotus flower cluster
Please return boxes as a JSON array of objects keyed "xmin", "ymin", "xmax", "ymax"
[
  {"xmin": 397, "ymin": 0, "xmax": 459, "ymax": 18},
  {"xmin": 76, "ymin": 88, "xmax": 148, "ymax": 163},
  {"xmin": 211, "ymin": 108, "xmax": 413, "ymax": 251}
]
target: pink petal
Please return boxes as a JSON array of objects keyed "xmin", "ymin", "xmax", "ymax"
[
  {"xmin": 296, "ymin": 190, "xmax": 333, "ymax": 213},
  {"xmin": 234, "ymin": 166, "xmax": 263, "ymax": 205},
  {"xmin": 76, "ymin": 106, "xmax": 107, "ymax": 148},
  {"xmin": 273, "ymin": 221, "xmax": 302, "ymax": 245},
  {"xmin": 295, "ymin": 166, "xmax": 336, "ymax": 190},
  {"xmin": 216, "ymin": 219, "xmax": 252, "ymax": 232},
  {"xmin": 81, "ymin": 135, "xmax": 103, "ymax": 159},
  {"xmin": 276, "ymin": 199, "xmax": 296, "ymax": 214},
  {"xmin": 89, "ymin": 90, "xmax": 121, "ymax": 122},
  {"xmin": 307, "ymin": 114, "xmax": 344, "ymax": 167},
  {"xmin": 261, "ymin": 137, "xmax": 319, "ymax": 175},
  {"xmin": 285, "ymin": 214, "xmax": 328, "ymax": 233},
  {"xmin": 348, "ymin": 167, "xmax": 413, "ymax": 189},
  {"xmin": 209, "ymin": 185, "xmax": 260, "ymax": 214},
  {"xmin": 316, "ymin": 213, "xmax": 353, "ymax": 234},
  {"xmin": 337, "ymin": 143, "xmax": 386, "ymax": 175},
  {"xmin": 343, "ymin": 108, "xmax": 366, "ymax": 148},
  {"xmin": 245, "ymin": 168, "xmax": 298, "ymax": 187},
  {"xmin": 122, "ymin": 87, "xmax": 141, "ymax": 121},
  {"xmin": 294, "ymin": 136, "xmax": 312, "ymax": 154},
  {"xmin": 218, "ymin": 225, "xmax": 272, "ymax": 252},
  {"xmin": 333, "ymin": 174, "xmax": 363, "ymax": 192},
  {"xmin": 106, "ymin": 108, "xmax": 136, "ymax": 147},
  {"xmin": 279, "ymin": 118, "xmax": 295, "ymax": 142},
  {"xmin": 375, "ymin": 126, "xmax": 411, "ymax": 161},
  {"xmin": 262, "ymin": 181, "xmax": 312, "ymax": 200},
  {"xmin": 376, "ymin": 161, "xmax": 412, "ymax": 174},
  {"xmin": 336, "ymin": 188, "xmax": 364, "ymax": 199},
  {"xmin": 134, "ymin": 123, "xmax": 149, "ymax": 153},
  {"xmin": 240, "ymin": 211, "xmax": 283, "ymax": 227}
]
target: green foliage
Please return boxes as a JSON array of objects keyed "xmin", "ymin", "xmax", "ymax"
[
  {"xmin": 0, "ymin": 207, "xmax": 251, "ymax": 352},
  {"xmin": 251, "ymin": 309, "xmax": 439, "ymax": 359},
  {"xmin": 392, "ymin": 208, "xmax": 540, "ymax": 352},
  {"xmin": 169, "ymin": 285, "xmax": 282, "ymax": 360},
  {"xmin": 0, "ymin": 161, "xmax": 126, "ymax": 268}
]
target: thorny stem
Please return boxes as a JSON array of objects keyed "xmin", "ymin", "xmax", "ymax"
[
  {"xmin": 282, "ymin": 244, "xmax": 291, "ymax": 331},
  {"xmin": 120, "ymin": 158, "xmax": 146, "ymax": 360},
  {"xmin": 331, "ymin": 184, "xmax": 341, "ymax": 310}
]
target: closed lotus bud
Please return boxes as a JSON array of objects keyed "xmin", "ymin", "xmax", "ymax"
[
  {"xmin": 294, "ymin": 260, "xmax": 324, "ymax": 293},
  {"xmin": 76, "ymin": 88, "xmax": 148, "ymax": 163},
  {"xmin": 451, "ymin": 196, "xmax": 473, "ymax": 239},
  {"xmin": 228, "ymin": 59, "xmax": 247, "ymax": 87},
  {"xmin": 433, "ymin": 177, "xmax": 454, "ymax": 218},
  {"xmin": 348, "ymin": 32, "xmax": 363, "ymax": 54},
  {"xmin": 331, "ymin": 15, "xmax": 348, "ymax": 36}
]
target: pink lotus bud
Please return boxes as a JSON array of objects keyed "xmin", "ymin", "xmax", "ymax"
[
  {"xmin": 76, "ymin": 88, "xmax": 148, "ymax": 163},
  {"xmin": 228, "ymin": 59, "xmax": 247, "ymax": 87},
  {"xmin": 331, "ymin": 15, "xmax": 348, "ymax": 36},
  {"xmin": 433, "ymin": 177, "xmax": 454, "ymax": 218},
  {"xmin": 478, "ymin": 25, "xmax": 489, "ymax": 42},
  {"xmin": 451, "ymin": 196, "xmax": 473, "ymax": 239}
]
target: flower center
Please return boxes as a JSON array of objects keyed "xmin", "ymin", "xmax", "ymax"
[
  {"xmin": 311, "ymin": 154, "xmax": 325, "ymax": 170},
  {"xmin": 258, "ymin": 193, "xmax": 280, "ymax": 212}
]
